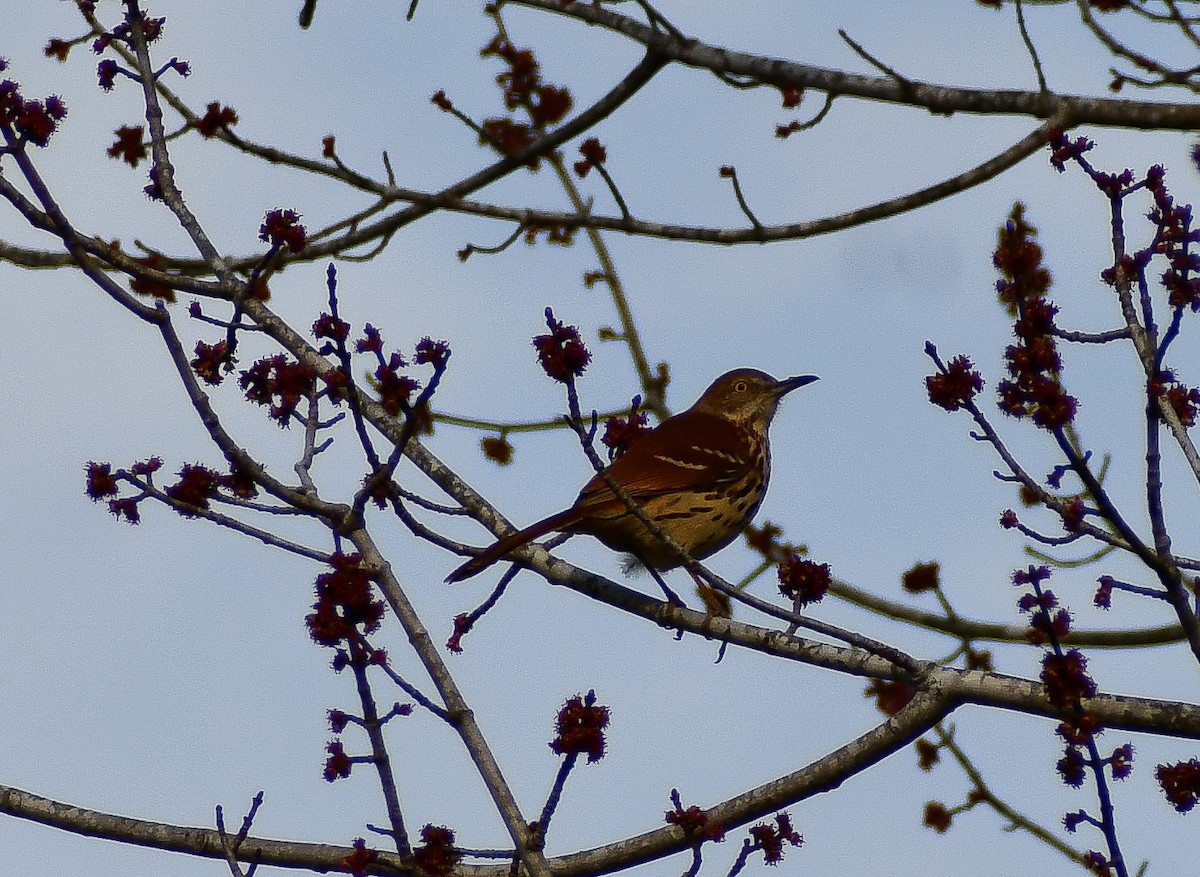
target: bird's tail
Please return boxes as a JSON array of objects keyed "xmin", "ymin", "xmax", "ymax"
[{"xmin": 445, "ymin": 508, "xmax": 579, "ymax": 583}]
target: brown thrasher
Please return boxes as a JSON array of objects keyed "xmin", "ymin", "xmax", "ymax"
[{"xmin": 446, "ymin": 369, "xmax": 817, "ymax": 583}]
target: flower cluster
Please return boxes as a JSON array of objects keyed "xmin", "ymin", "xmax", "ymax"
[
  {"xmin": 477, "ymin": 34, "xmax": 572, "ymax": 167},
  {"xmin": 305, "ymin": 553, "xmax": 384, "ymax": 648},
  {"xmin": 1047, "ymin": 128, "xmax": 1094, "ymax": 173},
  {"xmin": 240, "ymin": 354, "xmax": 317, "ymax": 426},
  {"xmin": 1143, "ymin": 165, "xmax": 1200, "ymax": 311},
  {"xmin": 79, "ymin": 456, "xmax": 251, "ymax": 525},
  {"xmin": 479, "ymin": 117, "xmax": 536, "ymax": 159},
  {"xmin": 994, "ymin": 205, "xmax": 1076, "ymax": 430},
  {"xmin": 414, "ymin": 336, "xmax": 451, "ymax": 369},
  {"xmin": 549, "ymin": 690, "xmax": 609, "ymax": 763},
  {"xmin": 993, "ymin": 200, "xmax": 1052, "ymax": 310},
  {"xmin": 1082, "ymin": 850, "xmax": 1114, "ymax": 877},
  {"xmin": 865, "ymin": 679, "xmax": 915, "ymax": 716},
  {"xmin": 523, "ymin": 222, "xmax": 576, "ymax": 247},
  {"xmin": 190, "ymin": 101, "xmax": 238, "ymax": 138},
  {"xmin": 44, "ymin": 39, "xmax": 74, "ymax": 62},
  {"xmin": 164, "ymin": 463, "xmax": 220, "ymax": 515},
  {"xmin": 162, "ymin": 58, "xmax": 190, "ymax": 79},
  {"xmin": 915, "ymin": 739, "xmax": 940, "ymax": 771},
  {"xmin": 601, "ymin": 394, "xmax": 650, "ymax": 459},
  {"xmin": 323, "ymin": 739, "xmax": 352, "ymax": 781},
  {"xmin": 129, "ymin": 254, "xmax": 177, "ymax": 300},
  {"xmin": 482, "ymin": 34, "xmax": 572, "ymax": 126},
  {"xmin": 747, "ymin": 813, "xmax": 802, "ymax": 865},
  {"xmin": 1155, "ymin": 373, "xmax": 1200, "ymax": 427},
  {"xmin": 91, "ymin": 15, "xmax": 187, "ymax": 93},
  {"xmin": 92, "ymin": 15, "xmax": 165, "ymax": 55},
  {"xmin": 96, "ymin": 59, "xmax": 119, "ymax": 91},
  {"xmin": 223, "ymin": 465, "xmax": 257, "ymax": 502},
  {"xmin": 775, "ymin": 119, "xmax": 804, "ymax": 139},
  {"xmin": 925, "ymin": 354, "xmax": 982, "ymax": 411},
  {"xmin": 1012, "ymin": 565, "xmax": 1135, "ymax": 800},
  {"xmin": 923, "ymin": 801, "xmax": 952, "ymax": 833},
  {"xmin": 191, "ymin": 339, "xmax": 231, "ymax": 386},
  {"xmin": 533, "ymin": 307, "xmax": 591, "ymax": 383},
  {"xmin": 480, "ymin": 435, "xmax": 513, "ymax": 465},
  {"xmin": 355, "ymin": 324, "xmax": 383, "ymax": 354},
  {"xmin": 259, "ymin": 208, "xmax": 307, "ymax": 253},
  {"xmin": 902, "ymin": 561, "xmax": 940, "ymax": 593},
  {"xmin": 312, "ymin": 312, "xmax": 351, "ymax": 349},
  {"xmin": 412, "ymin": 825, "xmax": 460, "ymax": 877},
  {"xmin": 774, "ymin": 88, "xmax": 806, "ymax": 138},
  {"xmin": 1014, "ymin": 566, "xmax": 1072, "ymax": 646},
  {"xmin": 446, "ymin": 612, "xmax": 473, "ymax": 654},
  {"xmin": 0, "ymin": 77, "xmax": 67, "ymax": 149},
  {"xmin": 84, "ymin": 461, "xmax": 120, "ymax": 501},
  {"xmin": 664, "ymin": 789, "xmax": 726, "ymax": 843},
  {"xmin": 965, "ymin": 646, "xmax": 993, "ymax": 671},
  {"xmin": 1042, "ymin": 649, "xmax": 1096, "ymax": 713},
  {"xmin": 106, "ymin": 124, "xmax": 146, "ymax": 167},
  {"xmin": 142, "ymin": 162, "xmax": 165, "ymax": 200},
  {"xmin": 743, "ymin": 521, "xmax": 790, "ymax": 565},
  {"xmin": 1157, "ymin": 758, "xmax": 1200, "ymax": 813},
  {"xmin": 573, "ymin": 137, "xmax": 607, "ymax": 177},
  {"xmin": 777, "ymin": 555, "xmax": 830, "ymax": 606},
  {"xmin": 352, "ymin": 326, "xmax": 447, "ymax": 418},
  {"xmin": 161, "ymin": 461, "xmax": 258, "ymax": 511},
  {"xmin": 340, "ymin": 838, "xmax": 378, "ymax": 877},
  {"xmin": 373, "ymin": 353, "xmax": 419, "ymax": 416}
]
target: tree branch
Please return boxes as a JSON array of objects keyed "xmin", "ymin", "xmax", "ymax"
[{"xmin": 512, "ymin": 0, "xmax": 1200, "ymax": 128}]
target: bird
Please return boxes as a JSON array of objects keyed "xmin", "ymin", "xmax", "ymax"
[{"xmin": 446, "ymin": 368, "xmax": 817, "ymax": 584}]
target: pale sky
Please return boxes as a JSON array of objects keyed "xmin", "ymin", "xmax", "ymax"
[{"xmin": 2, "ymin": 3, "xmax": 1198, "ymax": 876}]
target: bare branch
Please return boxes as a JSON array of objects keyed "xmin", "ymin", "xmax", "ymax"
[
  {"xmin": 512, "ymin": 0, "xmax": 1200, "ymax": 128},
  {"xmin": 347, "ymin": 527, "xmax": 555, "ymax": 877}
]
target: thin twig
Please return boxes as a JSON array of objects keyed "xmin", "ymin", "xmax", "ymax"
[
  {"xmin": 127, "ymin": 479, "xmax": 333, "ymax": 563},
  {"xmin": 1014, "ymin": 0, "xmax": 1049, "ymax": 94},
  {"xmin": 344, "ymin": 638, "xmax": 412, "ymax": 856},
  {"xmin": 548, "ymin": 153, "xmax": 667, "ymax": 418},
  {"xmin": 347, "ymin": 529, "xmax": 555, "ymax": 877},
  {"xmin": 125, "ymin": 3, "xmax": 234, "ymax": 285},
  {"xmin": 463, "ymin": 224, "xmax": 526, "ymax": 256},
  {"xmin": 719, "ymin": 166, "xmax": 764, "ymax": 234},
  {"xmin": 1052, "ymin": 326, "xmax": 1131, "ymax": 343},
  {"xmin": 934, "ymin": 725, "xmax": 1087, "ymax": 866},
  {"xmin": 591, "ymin": 162, "xmax": 631, "ymax": 222},
  {"xmin": 838, "ymin": 29, "xmax": 913, "ymax": 91}
]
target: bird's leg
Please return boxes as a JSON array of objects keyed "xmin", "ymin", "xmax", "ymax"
[
  {"xmin": 686, "ymin": 566, "xmax": 734, "ymax": 658},
  {"xmin": 688, "ymin": 567, "xmax": 732, "ymax": 617},
  {"xmin": 643, "ymin": 562, "xmax": 684, "ymax": 606}
]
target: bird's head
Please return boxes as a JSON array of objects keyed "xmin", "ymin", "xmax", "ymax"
[{"xmin": 692, "ymin": 368, "xmax": 818, "ymax": 425}]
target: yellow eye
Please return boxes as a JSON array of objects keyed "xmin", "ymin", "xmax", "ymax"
[{"xmin": 733, "ymin": 380, "xmax": 748, "ymax": 393}]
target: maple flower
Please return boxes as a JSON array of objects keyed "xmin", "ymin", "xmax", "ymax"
[
  {"xmin": 550, "ymin": 690, "xmax": 609, "ymax": 762},
  {"xmin": 533, "ymin": 307, "xmax": 590, "ymax": 382}
]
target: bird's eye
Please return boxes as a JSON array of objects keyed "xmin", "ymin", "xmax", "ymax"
[{"xmin": 733, "ymin": 380, "xmax": 748, "ymax": 393}]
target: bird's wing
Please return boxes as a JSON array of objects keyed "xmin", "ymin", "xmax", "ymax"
[{"xmin": 574, "ymin": 412, "xmax": 752, "ymax": 510}]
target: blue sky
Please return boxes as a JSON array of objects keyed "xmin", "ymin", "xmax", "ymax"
[{"xmin": 2, "ymin": 3, "xmax": 1198, "ymax": 875}]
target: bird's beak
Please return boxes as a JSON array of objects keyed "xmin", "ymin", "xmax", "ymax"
[{"xmin": 778, "ymin": 374, "xmax": 819, "ymax": 396}]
